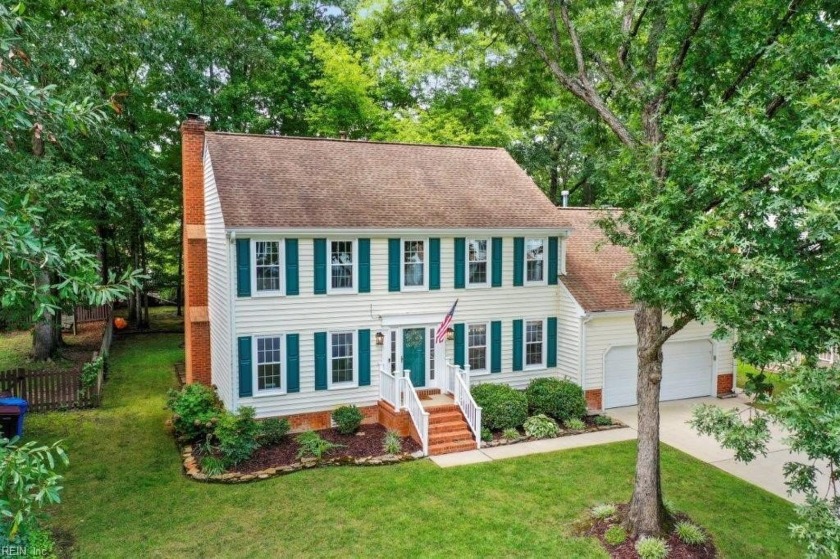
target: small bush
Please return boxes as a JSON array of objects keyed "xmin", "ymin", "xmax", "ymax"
[
  {"xmin": 471, "ymin": 383, "xmax": 528, "ymax": 430},
  {"xmin": 296, "ymin": 431, "xmax": 342, "ymax": 460},
  {"xmin": 564, "ymin": 418, "xmax": 586, "ymax": 430},
  {"xmin": 332, "ymin": 405, "xmax": 364, "ymax": 435},
  {"xmin": 382, "ymin": 431, "xmax": 402, "ymax": 455},
  {"xmin": 166, "ymin": 384, "xmax": 223, "ymax": 441},
  {"xmin": 594, "ymin": 415, "xmax": 613, "ymax": 426},
  {"xmin": 635, "ymin": 537, "xmax": 669, "ymax": 559},
  {"xmin": 604, "ymin": 525, "xmax": 627, "ymax": 546},
  {"xmin": 215, "ymin": 407, "xmax": 261, "ymax": 466},
  {"xmin": 259, "ymin": 417, "xmax": 290, "ymax": 445},
  {"xmin": 523, "ymin": 414, "xmax": 559, "ymax": 439},
  {"xmin": 502, "ymin": 428, "xmax": 520, "ymax": 440},
  {"xmin": 675, "ymin": 522, "xmax": 707, "ymax": 545},
  {"xmin": 590, "ymin": 503, "xmax": 618, "ymax": 520},
  {"xmin": 525, "ymin": 378, "xmax": 587, "ymax": 423},
  {"xmin": 0, "ymin": 521, "xmax": 57, "ymax": 559},
  {"xmin": 200, "ymin": 455, "xmax": 225, "ymax": 476},
  {"xmin": 481, "ymin": 428, "xmax": 493, "ymax": 442}
]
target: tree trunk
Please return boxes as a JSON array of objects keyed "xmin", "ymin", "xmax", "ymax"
[
  {"xmin": 549, "ymin": 166, "xmax": 560, "ymax": 205},
  {"xmin": 627, "ymin": 303, "xmax": 668, "ymax": 536},
  {"xmin": 32, "ymin": 270, "xmax": 57, "ymax": 360}
]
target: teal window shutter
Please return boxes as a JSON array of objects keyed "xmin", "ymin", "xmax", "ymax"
[
  {"xmin": 358, "ymin": 329, "xmax": 371, "ymax": 386},
  {"xmin": 285, "ymin": 239, "xmax": 299, "ymax": 295},
  {"xmin": 491, "ymin": 321, "xmax": 502, "ymax": 373},
  {"xmin": 429, "ymin": 238, "xmax": 441, "ymax": 290},
  {"xmin": 236, "ymin": 238, "xmax": 251, "ymax": 297},
  {"xmin": 512, "ymin": 319, "xmax": 523, "ymax": 371},
  {"xmin": 491, "ymin": 237, "xmax": 503, "ymax": 287},
  {"xmin": 453, "ymin": 323, "xmax": 465, "ymax": 367},
  {"xmin": 286, "ymin": 334, "xmax": 300, "ymax": 392},
  {"xmin": 388, "ymin": 239, "xmax": 400, "ymax": 292},
  {"xmin": 314, "ymin": 239, "xmax": 327, "ymax": 295},
  {"xmin": 314, "ymin": 332, "xmax": 327, "ymax": 390},
  {"xmin": 237, "ymin": 336, "xmax": 253, "ymax": 397},
  {"xmin": 454, "ymin": 237, "xmax": 465, "ymax": 289},
  {"xmin": 358, "ymin": 239, "xmax": 371, "ymax": 293},
  {"xmin": 513, "ymin": 237, "xmax": 524, "ymax": 287},
  {"xmin": 548, "ymin": 237, "xmax": 558, "ymax": 285},
  {"xmin": 547, "ymin": 317, "xmax": 557, "ymax": 368}
]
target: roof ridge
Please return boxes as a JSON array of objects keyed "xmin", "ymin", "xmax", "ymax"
[{"xmin": 206, "ymin": 131, "xmax": 502, "ymax": 151}]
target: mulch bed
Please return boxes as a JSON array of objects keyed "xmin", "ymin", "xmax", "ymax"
[
  {"xmin": 484, "ymin": 414, "xmax": 626, "ymax": 446},
  {"xmin": 586, "ymin": 504, "xmax": 717, "ymax": 559},
  {"xmin": 234, "ymin": 423, "xmax": 420, "ymax": 474}
]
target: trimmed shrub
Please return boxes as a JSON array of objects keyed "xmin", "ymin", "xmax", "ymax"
[
  {"xmin": 296, "ymin": 431, "xmax": 342, "ymax": 460},
  {"xmin": 502, "ymin": 428, "xmax": 520, "ymax": 440},
  {"xmin": 471, "ymin": 383, "xmax": 528, "ymax": 430},
  {"xmin": 382, "ymin": 431, "xmax": 402, "ymax": 455},
  {"xmin": 258, "ymin": 417, "xmax": 290, "ymax": 446},
  {"xmin": 635, "ymin": 537, "xmax": 669, "ymax": 559},
  {"xmin": 594, "ymin": 415, "xmax": 614, "ymax": 426},
  {"xmin": 481, "ymin": 428, "xmax": 493, "ymax": 442},
  {"xmin": 332, "ymin": 405, "xmax": 364, "ymax": 435},
  {"xmin": 604, "ymin": 525, "xmax": 627, "ymax": 546},
  {"xmin": 525, "ymin": 378, "xmax": 586, "ymax": 423},
  {"xmin": 590, "ymin": 503, "xmax": 618, "ymax": 520},
  {"xmin": 564, "ymin": 418, "xmax": 586, "ymax": 430},
  {"xmin": 200, "ymin": 456, "xmax": 225, "ymax": 476},
  {"xmin": 675, "ymin": 522, "xmax": 707, "ymax": 545},
  {"xmin": 523, "ymin": 414, "xmax": 559, "ymax": 439},
  {"xmin": 215, "ymin": 407, "xmax": 261, "ymax": 466},
  {"xmin": 166, "ymin": 383, "xmax": 223, "ymax": 441}
]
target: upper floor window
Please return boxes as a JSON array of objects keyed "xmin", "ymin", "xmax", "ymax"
[
  {"xmin": 468, "ymin": 239, "xmax": 489, "ymax": 286},
  {"xmin": 525, "ymin": 239, "xmax": 545, "ymax": 283},
  {"xmin": 330, "ymin": 331, "xmax": 355, "ymax": 387},
  {"xmin": 468, "ymin": 323, "xmax": 488, "ymax": 372},
  {"xmin": 256, "ymin": 335, "xmax": 283, "ymax": 392},
  {"xmin": 525, "ymin": 319, "xmax": 544, "ymax": 367},
  {"xmin": 255, "ymin": 240, "xmax": 282, "ymax": 292},
  {"xmin": 330, "ymin": 240, "xmax": 355, "ymax": 291},
  {"xmin": 402, "ymin": 240, "xmax": 426, "ymax": 288}
]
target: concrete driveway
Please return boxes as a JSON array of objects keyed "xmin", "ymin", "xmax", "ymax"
[{"xmin": 609, "ymin": 395, "xmax": 824, "ymax": 504}]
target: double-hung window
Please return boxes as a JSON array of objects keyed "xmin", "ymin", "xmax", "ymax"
[
  {"xmin": 525, "ymin": 320, "xmax": 545, "ymax": 368},
  {"xmin": 467, "ymin": 239, "xmax": 489, "ymax": 286},
  {"xmin": 255, "ymin": 240, "xmax": 282, "ymax": 293},
  {"xmin": 468, "ymin": 323, "xmax": 488, "ymax": 372},
  {"xmin": 402, "ymin": 240, "xmax": 426, "ymax": 289},
  {"xmin": 329, "ymin": 331, "xmax": 355, "ymax": 387},
  {"xmin": 329, "ymin": 240, "xmax": 355, "ymax": 292},
  {"xmin": 255, "ymin": 336, "xmax": 283, "ymax": 392},
  {"xmin": 525, "ymin": 239, "xmax": 545, "ymax": 283}
]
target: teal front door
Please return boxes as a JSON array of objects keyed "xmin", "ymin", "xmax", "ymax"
[{"xmin": 402, "ymin": 328, "xmax": 426, "ymax": 387}]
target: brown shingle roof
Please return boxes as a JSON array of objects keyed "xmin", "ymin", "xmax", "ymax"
[
  {"xmin": 560, "ymin": 208, "xmax": 635, "ymax": 312},
  {"xmin": 205, "ymin": 132, "xmax": 569, "ymax": 229}
]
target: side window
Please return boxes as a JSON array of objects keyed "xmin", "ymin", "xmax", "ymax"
[
  {"xmin": 525, "ymin": 320, "xmax": 544, "ymax": 367},
  {"xmin": 330, "ymin": 331, "xmax": 355, "ymax": 386},
  {"xmin": 402, "ymin": 240, "xmax": 426, "ymax": 288},
  {"xmin": 525, "ymin": 239, "xmax": 545, "ymax": 283},
  {"xmin": 256, "ymin": 336, "xmax": 283, "ymax": 391},
  {"xmin": 255, "ymin": 240, "xmax": 281, "ymax": 292},
  {"xmin": 467, "ymin": 239, "xmax": 489, "ymax": 286},
  {"xmin": 330, "ymin": 240, "xmax": 355, "ymax": 291},
  {"xmin": 468, "ymin": 323, "xmax": 488, "ymax": 372}
]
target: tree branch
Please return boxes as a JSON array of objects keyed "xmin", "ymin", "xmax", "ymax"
[
  {"xmin": 547, "ymin": 0, "xmax": 562, "ymax": 56},
  {"xmin": 648, "ymin": 313, "xmax": 694, "ymax": 355},
  {"xmin": 661, "ymin": 1, "xmax": 712, "ymax": 99},
  {"xmin": 721, "ymin": 0, "xmax": 806, "ymax": 102},
  {"xmin": 618, "ymin": 0, "xmax": 649, "ymax": 71},
  {"xmin": 559, "ymin": 2, "xmax": 586, "ymax": 80}
]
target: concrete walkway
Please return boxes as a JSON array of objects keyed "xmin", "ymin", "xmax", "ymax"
[{"xmin": 430, "ymin": 426, "xmax": 636, "ymax": 468}]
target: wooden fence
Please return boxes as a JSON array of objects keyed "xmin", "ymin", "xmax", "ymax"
[{"xmin": 75, "ymin": 305, "xmax": 111, "ymax": 324}]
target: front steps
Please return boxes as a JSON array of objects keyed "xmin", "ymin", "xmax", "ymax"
[{"xmin": 426, "ymin": 403, "xmax": 477, "ymax": 455}]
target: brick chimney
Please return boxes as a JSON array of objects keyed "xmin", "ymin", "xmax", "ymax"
[{"xmin": 181, "ymin": 114, "xmax": 211, "ymax": 385}]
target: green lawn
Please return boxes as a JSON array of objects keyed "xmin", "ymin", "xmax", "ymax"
[
  {"xmin": 25, "ymin": 334, "xmax": 801, "ymax": 558},
  {"xmin": 736, "ymin": 360, "xmax": 792, "ymax": 409}
]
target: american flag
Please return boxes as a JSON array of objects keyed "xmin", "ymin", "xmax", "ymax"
[{"xmin": 435, "ymin": 299, "xmax": 458, "ymax": 344}]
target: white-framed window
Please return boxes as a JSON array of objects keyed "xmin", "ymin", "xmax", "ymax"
[
  {"xmin": 402, "ymin": 239, "xmax": 427, "ymax": 289},
  {"xmin": 328, "ymin": 239, "xmax": 356, "ymax": 292},
  {"xmin": 254, "ymin": 335, "xmax": 284, "ymax": 393},
  {"xmin": 524, "ymin": 319, "xmax": 545, "ymax": 368},
  {"xmin": 389, "ymin": 330, "xmax": 398, "ymax": 374},
  {"xmin": 468, "ymin": 323, "xmax": 489, "ymax": 373},
  {"xmin": 467, "ymin": 239, "xmax": 489, "ymax": 286},
  {"xmin": 428, "ymin": 327, "xmax": 436, "ymax": 380},
  {"xmin": 525, "ymin": 238, "xmax": 545, "ymax": 284},
  {"xmin": 253, "ymin": 240, "xmax": 283, "ymax": 294},
  {"xmin": 329, "ymin": 331, "xmax": 356, "ymax": 388}
]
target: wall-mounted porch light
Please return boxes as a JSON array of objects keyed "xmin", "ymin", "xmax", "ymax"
[
  {"xmin": 446, "ymin": 327, "xmax": 455, "ymax": 341},
  {"xmin": 375, "ymin": 331, "xmax": 385, "ymax": 346}
]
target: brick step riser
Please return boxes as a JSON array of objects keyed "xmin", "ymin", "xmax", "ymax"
[
  {"xmin": 426, "ymin": 405, "xmax": 460, "ymax": 414},
  {"xmin": 429, "ymin": 442, "xmax": 478, "ymax": 456},
  {"xmin": 416, "ymin": 389, "xmax": 442, "ymax": 398},
  {"xmin": 429, "ymin": 432, "xmax": 475, "ymax": 445},
  {"xmin": 428, "ymin": 412, "xmax": 464, "ymax": 425},
  {"xmin": 429, "ymin": 421, "xmax": 470, "ymax": 434}
]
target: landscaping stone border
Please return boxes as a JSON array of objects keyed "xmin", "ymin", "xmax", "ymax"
[
  {"xmin": 481, "ymin": 421, "xmax": 627, "ymax": 448},
  {"xmin": 180, "ymin": 444, "xmax": 424, "ymax": 483}
]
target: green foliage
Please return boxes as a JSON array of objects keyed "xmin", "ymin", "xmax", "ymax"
[
  {"xmin": 502, "ymin": 428, "xmax": 520, "ymax": 440},
  {"xmin": 525, "ymin": 378, "xmax": 587, "ymax": 424},
  {"xmin": 258, "ymin": 418, "xmax": 290, "ymax": 446},
  {"xmin": 594, "ymin": 415, "xmax": 613, "ymax": 427},
  {"xmin": 80, "ymin": 355, "xmax": 103, "ymax": 390},
  {"xmin": 0, "ymin": 520, "xmax": 57, "ymax": 559},
  {"xmin": 689, "ymin": 405, "xmax": 771, "ymax": 462},
  {"xmin": 0, "ymin": 438, "xmax": 68, "ymax": 539},
  {"xmin": 604, "ymin": 525, "xmax": 627, "ymax": 546},
  {"xmin": 790, "ymin": 496, "xmax": 840, "ymax": 559},
  {"xmin": 523, "ymin": 414, "xmax": 559, "ymax": 439},
  {"xmin": 471, "ymin": 383, "xmax": 528, "ymax": 431},
  {"xmin": 743, "ymin": 371, "xmax": 774, "ymax": 405},
  {"xmin": 166, "ymin": 384, "xmax": 222, "ymax": 442},
  {"xmin": 332, "ymin": 405, "xmax": 363, "ymax": 435},
  {"xmin": 295, "ymin": 431, "xmax": 342, "ymax": 461},
  {"xmin": 200, "ymin": 456, "xmax": 225, "ymax": 476},
  {"xmin": 635, "ymin": 537, "xmax": 669, "ymax": 559},
  {"xmin": 480, "ymin": 428, "xmax": 493, "ymax": 442},
  {"xmin": 382, "ymin": 431, "xmax": 402, "ymax": 455},
  {"xmin": 675, "ymin": 522, "xmax": 707, "ymax": 545},
  {"xmin": 590, "ymin": 503, "xmax": 617, "ymax": 521},
  {"xmin": 214, "ymin": 407, "xmax": 261, "ymax": 467},
  {"xmin": 564, "ymin": 418, "xmax": 586, "ymax": 431}
]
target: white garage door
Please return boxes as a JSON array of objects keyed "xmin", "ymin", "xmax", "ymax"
[{"xmin": 603, "ymin": 340, "xmax": 714, "ymax": 409}]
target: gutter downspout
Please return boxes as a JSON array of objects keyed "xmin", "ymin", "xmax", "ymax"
[{"xmin": 228, "ymin": 230, "xmax": 238, "ymax": 412}]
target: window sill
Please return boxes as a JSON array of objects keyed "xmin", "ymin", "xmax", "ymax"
[
  {"xmin": 250, "ymin": 291, "xmax": 284, "ymax": 298},
  {"xmin": 326, "ymin": 289, "xmax": 358, "ymax": 295},
  {"xmin": 524, "ymin": 364, "xmax": 545, "ymax": 371},
  {"xmin": 328, "ymin": 383, "xmax": 360, "ymax": 390},
  {"xmin": 250, "ymin": 389, "xmax": 286, "ymax": 398}
]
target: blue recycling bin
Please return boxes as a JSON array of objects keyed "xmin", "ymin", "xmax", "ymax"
[{"xmin": 0, "ymin": 397, "xmax": 28, "ymax": 439}]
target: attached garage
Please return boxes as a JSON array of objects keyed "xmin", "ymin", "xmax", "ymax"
[{"xmin": 603, "ymin": 340, "xmax": 714, "ymax": 409}]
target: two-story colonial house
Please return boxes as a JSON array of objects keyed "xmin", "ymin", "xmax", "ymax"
[{"xmin": 181, "ymin": 115, "xmax": 734, "ymax": 456}]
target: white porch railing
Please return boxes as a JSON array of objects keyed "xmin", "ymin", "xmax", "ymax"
[
  {"xmin": 444, "ymin": 360, "xmax": 483, "ymax": 448},
  {"xmin": 400, "ymin": 370, "xmax": 430, "ymax": 456},
  {"xmin": 819, "ymin": 348, "xmax": 837, "ymax": 365},
  {"xmin": 379, "ymin": 365, "xmax": 399, "ymax": 409}
]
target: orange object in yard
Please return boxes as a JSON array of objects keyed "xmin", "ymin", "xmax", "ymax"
[{"xmin": 113, "ymin": 317, "xmax": 128, "ymax": 330}]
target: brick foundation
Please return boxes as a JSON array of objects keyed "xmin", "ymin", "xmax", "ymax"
[
  {"xmin": 716, "ymin": 373, "xmax": 734, "ymax": 395},
  {"xmin": 280, "ymin": 405, "xmax": 379, "ymax": 433},
  {"xmin": 377, "ymin": 400, "xmax": 411, "ymax": 437},
  {"xmin": 585, "ymin": 389, "xmax": 603, "ymax": 411}
]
